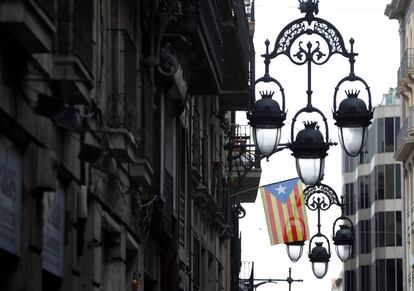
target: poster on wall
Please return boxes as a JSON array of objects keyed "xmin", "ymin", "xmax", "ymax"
[
  {"xmin": 42, "ymin": 188, "xmax": 65, "ymax": 277},
  {"xmin": 0, "ymin": 134, "xmax": 22, "ymax": 256}
]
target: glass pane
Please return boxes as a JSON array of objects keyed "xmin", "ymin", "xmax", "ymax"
[
  {"xmin": 379, "ymin": 213, "xmax": 385, "ymax": 247},
  {"xmin": 377, "ymin": 260, "xmax": 386, "ymax": 291},
  {"xmin": 378, "ymin": 166, "xmax": 385, "ymax": 200},
  {"xmin": 396, "ymin": 211, "xmax": 402, "ymax": 246},
  {"xmin": 386, "ymin": 259, "xmax": 396, "ymax": 291},
  {"xmin": 396, "ymin": 165, "xmax": 401, "ymax": 199},
  {"xmin": 385, "ymin": 165, "xmax": 394, "ymax": 199},
  {"xmin": 385, "ymin": 212, "xmax": 395, "ymax": 246},
  {"xmin": 378, "ymin": 118, "xmax": 384, "ymax": 153},
  {"xmin": 394, "ymin": 117, "xmax": 400, "ymax": 152},
  {"xmin": 385, "ymin": 118, "xmax": 394, "ymax": 152},
  {"xmin": 397, "ymin": 259, "xmax": 403, "ymax": 291}
]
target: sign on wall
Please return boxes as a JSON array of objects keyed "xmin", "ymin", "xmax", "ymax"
[
  {"xmin": 42, "ymin": 187, "xmax": 65, "ymax": 277},
  {"xmin": 0, "ymin": 134, "xmax": 22, "ymax": 256}
]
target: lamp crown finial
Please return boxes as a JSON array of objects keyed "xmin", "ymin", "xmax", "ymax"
[
  {"xmin": 299, "ymin": 0, "xmax": 319, "ymax": 15},
  {"xmin": 259, "ymin": 90, "xmax": 275, "ymax": 99},
  {"xmin": 345, "ymin": 90, "xmax": 360, "ymax": 98},
  {"xmin": 303, "ymin": 121, "xmax": 319, "ymax": 130}
]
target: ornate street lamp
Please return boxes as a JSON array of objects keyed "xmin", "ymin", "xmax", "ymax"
[
  {"xmin": 332, "ymin": 224, "xmax": 353, "ymax": 262},
  {"xmin": 286, "ymin": 240, "xmax": 305, "ymax": 262},
  {"xmin": 290, "ymin": 118, "xmax": 330, "ymax": 186},
  {"xmin": 309, "ymin": 241, "xmax": 331, "ymax": 279},
  {"xmin": 246, "ymin": 0, "xmax": 373, "ymax": 177},
  {"xmin": 241, "ymin": 0, "xmax": 363, "ymax": 278},
  {"xmin": 333, "ymin": 87, "xmax": 373, "ymax": 157},
  {"xmin": 288, "ymin": 183, "xmax": 354, "ymax": 278},
  {"xmin": 247, "ymin": 43, "xmax": 287, "ymax": 158},
  {"xmin": 247, "ymin": 90, "xmax": 286, "ymax": 158}
]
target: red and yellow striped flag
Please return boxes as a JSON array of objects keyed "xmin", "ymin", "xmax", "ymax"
[{"xmin": 260, "ymin": 178, "xmax": 309, "ymax": 245}]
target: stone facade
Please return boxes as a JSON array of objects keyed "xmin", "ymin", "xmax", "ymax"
[{"xmin": 0, "ymin": 0, "xmax": 258, "ymax": 290}]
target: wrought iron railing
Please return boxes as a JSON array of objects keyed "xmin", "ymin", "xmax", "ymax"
[
  {"xmin": 201, "ymin": 130, "xmax": 209, "ymax": 187},
  {"xmin": 192, "ymin": 107, "xmax": 202, "ymax": 171},
  {"xmin": 55, "ymin": 0, "xmax": 93, "ymax": 73},
  {"xmin": 36, "ymin": 0, "xmax": 55, "ymax": 20},
  {"xmin": 228, "ymin": 124, "xmax": 258, "ymax": 170},
  {"xmin": 398, "ymin": 48, "xmax": 414, "ymax": 86},
  {"xmin": 164, "ymin": 170, "xmax": 174, "ymax": 227},
  {"xmin": 106, "ymin": 29, "xmax": 138, "ymax": 135},
  {"xmin": 233, "ymin": 0, "xmax": 250, "ymax": 73},
  {"xmin": 396, "ymin": 106, "xmax": 414, "ymax": 151},
  {"xmin": 200, "ymin": 0, "xmax": 224, "ymax": 80}
]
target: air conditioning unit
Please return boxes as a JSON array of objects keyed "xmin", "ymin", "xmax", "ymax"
[{"xmin": 178, "ymin": 269, "xmax": 189, "ymax": 291}]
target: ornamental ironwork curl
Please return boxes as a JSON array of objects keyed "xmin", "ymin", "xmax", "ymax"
[
  {"xmin": 303, "ymin": 183, "xmax": 341, "ymax": 211},
  {"xmin": 271, "ymin": 17, "xmax": 350, "ymax": 61},
  {"xmin": 274, "ymin": 21, "xmax": 307, "ymax": 55},
  {"xmin": 313, "ymin": 20, "xmax": 347, "ymax": 55}
]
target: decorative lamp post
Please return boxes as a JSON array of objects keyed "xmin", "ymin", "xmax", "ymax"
[{"xmin": 232, "ymin": 0, "xmax": 364, "ymax": 278}]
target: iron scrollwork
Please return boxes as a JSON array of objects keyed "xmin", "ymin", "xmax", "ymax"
[{"xmin": 303, "ymin": 183, "xmax": 341, "ymax": 211}]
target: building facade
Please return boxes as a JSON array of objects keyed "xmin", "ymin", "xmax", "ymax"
[
  {"xmin": 342, "ymin": 93, "xmax": 404, "ymax": 291},
  {"xmin": 0, "ymin": 0, "xmax": 258, "ymax": 290},
  {"xmin": 386, "ymin": 1, "xmax": 414, "ymax": 290}
]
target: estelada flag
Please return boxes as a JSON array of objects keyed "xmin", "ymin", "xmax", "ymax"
[{"xmin": 260, "ymin": 177, "xmax": 309, "ymax": 245}]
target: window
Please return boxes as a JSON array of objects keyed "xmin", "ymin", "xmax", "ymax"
[
  {"xmin": 359, "ymin": 265, "xmax": 370, "ymax": 291},
  {"xmin": 358, "ymin": 175, "xmax": 370, "ymax": 209},
  {"xmin": 385, "ymin": 118, "xmax": 394, "ymax": 152},
  {"xmin": 374, "ymin": 164, "xmax": 402, "ymax": 200},
  {"xmin": 385, "ymin": 165, "xmax": 394, "ymax": 199},
  {"xmin": 377, "ymin": 165, "xmax": 385, "ymax": 200},
  {"xmin": 378, "ymin": 118, "xmax": 384, "ymax": 153},
  {"xmin": 345, "ymin": 270, "xmax": 356, "ymax": 291},
  {"xmin": 359, "ymin": 220, "xmax": 371, "ymax": 254},
  {"xmin": 396, "ymin": 164, "xmax": 401, "ymax": 199},
  {"xmin": 344, "ymin": 183, "xmax": 355, "ymax": 216},
  {"xmin": 375, "ymin": 211, "xmax": 402, "ymax": 248},
  {"xmin": 375, "ymin": 259, "xmax": 403, "ymax": 291}
]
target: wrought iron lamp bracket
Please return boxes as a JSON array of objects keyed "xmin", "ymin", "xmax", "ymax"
[{"xmin": 303, "ymin": 183, "xmax": 341, "ymax": 211}]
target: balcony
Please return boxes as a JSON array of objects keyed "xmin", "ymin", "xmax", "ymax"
[
  {"xmin": 220, "ymin": 0, "xmax": 254, "ymax": 111},
  {"xmin": 165, "ymin": 0, "xmax": 223, "ymax": 95},
  {"xmin": 397, "ymin": 48, "xmax": 414, "ymax": 90},
  {"xmin": 104, "ymin": 29, "xmax": 140, "ymax": 163},
  {"xmin": 52, "ymin": 0, "xmax": 93, "ymax": 104},
  {"xmin": 0, "ymin": 0, "xmax": 56, "ymax": 53},
  {"xmin": 395, "ymin": 106, "xmax": 414, "ymax": 161},
  {"xmin": 227, "ymin": 125, "xmax": 261, "ymax": 203}
]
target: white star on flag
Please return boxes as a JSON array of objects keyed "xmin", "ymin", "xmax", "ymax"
[{"xmin": 276, "ymin": 184, "xmax": 286, "ymax": 194}]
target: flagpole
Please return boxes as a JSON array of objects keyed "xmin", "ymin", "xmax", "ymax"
[{"xmin": 230, "ymin": 177, "xmax": 299, "ymax": 198}]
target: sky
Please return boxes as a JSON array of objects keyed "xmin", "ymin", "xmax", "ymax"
[{"xmin": 239, "ymin": 0, "xmax": 400, "ymax": 290}]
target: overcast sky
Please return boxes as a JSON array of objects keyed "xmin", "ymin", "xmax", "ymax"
[{"xmin": 239, "ymin": 0, "xmax": 400, "ymax": 290}]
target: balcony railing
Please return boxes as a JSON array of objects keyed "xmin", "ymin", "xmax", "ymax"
[
  {"xmin": 36, "ymin": 0, "xmax": 55, "ymax": 20},
  {"xmin": 191, "ymin": 107, "xmax": 202, "ymax": 172},
  {"xmin": 55, "ymin": 0, "xmax": 93, "ymax": 74},
  {"xmin": 200, "ymin": 0, "xmax": 224, "ymax": 80},
  {"xmin": 396, "ymin": 106, "xmax": 414, "ymax": 151},
  {"xmin": 398, "ymin": 48, "xmax": 414, "ymax": 86},
  {"xmin": 106, "ymin": 29, "xmax": 138, "ymax": 136},
  {"xmin": 229, "ymin": 124, "xmax": 258, "ymax": 170},
  {"xmin": 233, "ymin": 0, "xmax": 250, "ymax": 72}
]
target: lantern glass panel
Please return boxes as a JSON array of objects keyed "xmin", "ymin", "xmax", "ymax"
[
  {"xmin": 312, "ymin": 262, "xmax": 328, "ymax": 279},
  {"xmin": 286, "ymin": 244, "xmax": 303, "ymax": 262},
  {"xmin": 335, "ymin": 244, "xmax": 352, "ymax": 262},
  {"xmin": 295, "ymin": 158, "xmax": 324, "ymax": 186},
  {"xmin": 252, "ymin": 127, "xmax": 281, "ymax": 156},
  {"xmin": 338, "ymin": 127, "xmax": 367, "ymax": 157}
]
